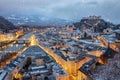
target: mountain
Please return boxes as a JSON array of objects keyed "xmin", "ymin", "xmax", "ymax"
[
  {"xmin": 5, "ymin": 15, "xmax": 72, "ymax": 27},
  {"xmin": 73, "ymin": 16, "xmax": 115, "ymax": 32},
  {"xmin": 0, "ymin": 16, "xmax": 16, "ymax": 32}
]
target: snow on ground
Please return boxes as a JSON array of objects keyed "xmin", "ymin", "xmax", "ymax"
[{"xmin": 91, "ymin": 53, "xmax": 120, "ymax": 80}]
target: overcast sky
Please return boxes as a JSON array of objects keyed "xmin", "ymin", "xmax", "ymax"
[{"xmin": 0, "ymin": 0, "xmax": 120, "ymax": 24}]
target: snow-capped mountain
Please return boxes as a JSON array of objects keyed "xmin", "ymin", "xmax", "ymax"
[{"xmin": 5, "ymin": 14, "xmax": 73, "ymax": 27}]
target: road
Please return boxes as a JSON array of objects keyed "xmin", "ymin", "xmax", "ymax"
[
  {"xmin": 0, "ymin": 32, "xmax": 33, "ymax": 69},
  {"xmin": 38, "ymin": 43, "xmax": 92, "ymax": 80}
]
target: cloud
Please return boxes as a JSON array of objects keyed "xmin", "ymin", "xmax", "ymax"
[{"xmin": 0, "ymin": 0, "xmax": 120, "ymax": 24}]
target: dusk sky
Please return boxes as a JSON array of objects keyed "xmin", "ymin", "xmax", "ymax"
[{"xmin": 0, "ymin": 0, "xmax": 120, "ymax": 24}]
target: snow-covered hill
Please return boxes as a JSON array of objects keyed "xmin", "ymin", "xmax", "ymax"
[{"xmin": 5, "ymin": 15, "xmax": 72, "ymax": 27}]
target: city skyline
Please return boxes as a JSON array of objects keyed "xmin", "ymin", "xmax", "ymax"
[{"xmin": 0, "ymin": 1, "xmax": 120, "ymax": 79}]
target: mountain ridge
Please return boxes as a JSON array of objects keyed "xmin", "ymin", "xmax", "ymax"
[{"xmin": 0, "ymin": 16, "xmax": 16, "ymax": 32}]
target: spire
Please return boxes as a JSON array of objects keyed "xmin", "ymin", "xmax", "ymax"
[{"xmin": 29, "ymin": 35, "xmax": 38, "ymax": 46}]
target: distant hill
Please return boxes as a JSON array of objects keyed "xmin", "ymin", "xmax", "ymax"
[
  {"xmin": 0, "ymin": 16, "xmax": 16, "ymax": 32},
  {"xmin": 5, "ymin": 15, "xmax": 72, "ymax": 27},
  {"xmin": 73, "ymin": 16, "xmax": 115, "ymax": 32}
]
